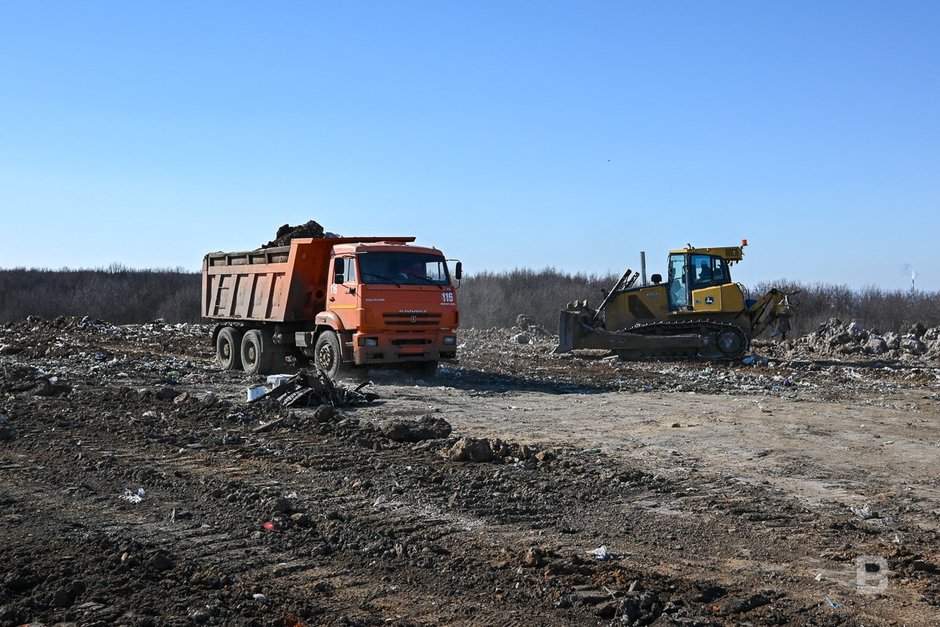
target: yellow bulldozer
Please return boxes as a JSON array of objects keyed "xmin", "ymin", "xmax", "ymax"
[{"xmin": 554, "ymin": 240, "xmax": 793, "ymax": 360}]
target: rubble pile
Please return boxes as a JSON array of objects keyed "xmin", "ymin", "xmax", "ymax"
[
  {"xmin": 250, "ymin": 369, "xmax": 378, "ymax": 408},
  {"xmin": 261, "ymin": 220, "xmax": 340, "ymax": 249},
  {"xmin": 0, "ymin": 316, "xmax": 211, "ymax": 362},
  {"xmin": 776, "ymin": 318, "xmax": 940, "ymax": 361},
  {"xmin": 443, "ymin": 436, "xmax": 556, "ymax": 465}
]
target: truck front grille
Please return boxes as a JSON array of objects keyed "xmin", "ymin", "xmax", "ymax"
[{"xmin": 382, "ymin": 313, "xmax": 442, "ymax": 326}]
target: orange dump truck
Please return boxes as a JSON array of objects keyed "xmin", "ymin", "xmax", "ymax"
[{"xmin": 202, "ymin": 237, "xmax": 461, "ymax": 378}]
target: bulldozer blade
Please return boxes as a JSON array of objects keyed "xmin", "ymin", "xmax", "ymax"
[{"xmin": 553, "ymin": 310, "xmax": 579, "ymax": 354}]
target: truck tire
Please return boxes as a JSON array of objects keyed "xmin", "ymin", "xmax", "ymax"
[
  {"xmin": 314, "ymin": 330, "xmax": 343, "ymax": 380},
  {"xmin": 241, "ymin": 329, "xmax": 274, "ymax": 375},
  {"xmin": 217, "ymin": 326, "xmax": 243, "ymax": 371}
]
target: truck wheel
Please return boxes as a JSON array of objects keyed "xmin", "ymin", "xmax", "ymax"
[
  {"xmin": 241, "ymin": 329, "xmax": 274, "ymax": 375},
  {"xmin": 217, "ymin": 327, "xmax": 243, "ymax": 371},
  {"xmin": 314, "ymin": 331, "xmax": 343, "ymax": 380}
]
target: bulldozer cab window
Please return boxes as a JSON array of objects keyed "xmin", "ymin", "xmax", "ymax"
[
  {"xmin": 689, "ymin": 254, "xmax": 728, "ymax": 290},
  {"xmin": 667, "ymin": 254, "xmax": 688, "ymax": 310}
]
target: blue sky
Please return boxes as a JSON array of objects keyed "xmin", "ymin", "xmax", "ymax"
[{"xmin": 1, "ymin": 1, "xmax": 937, "ymax": 290}]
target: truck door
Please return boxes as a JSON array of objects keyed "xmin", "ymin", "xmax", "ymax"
[{"xmin": 329, "ymin": 256, "xmax": 359, "ymax": 329}]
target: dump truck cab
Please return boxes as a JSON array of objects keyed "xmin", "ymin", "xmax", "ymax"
[{"xmin": 318, "ymin": 241, "xmax": 459, "ymax": 369}]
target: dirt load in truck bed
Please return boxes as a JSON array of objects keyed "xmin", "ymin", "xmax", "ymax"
[
  {"xmin": 1, "ymin": 316, "xmax": 939, "ymax": 626},
  {"xmin": 261, "ymin": 220, "xmax": 341, "ymax": 249}
]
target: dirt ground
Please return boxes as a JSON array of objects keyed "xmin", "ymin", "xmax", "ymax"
[{"xmin": 1, "ymin": 318, "xmax": 938, "ymax": 626}]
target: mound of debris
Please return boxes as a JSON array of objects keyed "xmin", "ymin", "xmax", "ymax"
[
  {"xmin": 261, "ymin": 220, "xmax": 340, "ymax": 248},
  {"xmin": 248, "ymin": 369, "xmax": 378, "ymax": 409},
  {"xmin": 443, "ymin": 436, "xmax": 556, "ymax": 465},
  {"xmin": 780, "ymin": 318, "xmax": 940, "ymax": 361}
]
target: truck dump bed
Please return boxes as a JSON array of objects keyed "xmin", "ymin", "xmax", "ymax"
[{"xmin": 202, "ymin": 237, "xmax": 414, "ymax": 323}]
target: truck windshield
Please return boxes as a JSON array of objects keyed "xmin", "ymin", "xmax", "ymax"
[{"xmin": 358, "ymin": 252, "xmax": 451, "ymax": 286}]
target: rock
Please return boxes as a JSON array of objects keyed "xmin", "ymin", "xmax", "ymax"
[
  {"xmin": 900, "ymin": 338, "xmax": 926, "ymax": 355},
  {"xmin": 515, "ymin": 314, "xmax": 533, "ymax": 330},
  {"xmin": 523, "ymin": 547, "xmax": 545, "ymax": 568},
  {"xmin": 445, "ymin": 437, "xmax": 494, "ymax": 463},
  {"xmin": 381, "ymin": 415, "xmax": 452, "ymax": 442},
  {"xmin": 155, "ymin": 386, "xmax": 178, "ymax": 401},
  {"xmin": 534, "ymin": 450, "xmax": 555, "ymax": 462},
  {"xmin": 846, "ymin": 321, "xmax": 865, "ymax": 339},
  {"xmin": 271, "ymin": 497, "xmax": 294, "ymax": 514},
  {"xmin": 290, "ymin": 512, "xmax": 315, "ymax": 528},
  {"xmin": 883, "ymin": 332, "xmax": 900, "ymax": 350},
  {"xmin": 865, "ymin": 336, "xmax": 887, "ymax": 354},
  {"xmin": 313, "ymin": 405, "xmax": 336, "ymax": 423},
  {"xmin": 908, "ymin": 322, "xmax": 926, "ymax": 338},
  {"xmin": 619, "ymin": 596, "xmax": 642, "ymax": 623},
  {"xmin": 0, "ymin": 425, "xmax": 17, "ymax": 442},
  {"xmin": 51, "ymin": 580, "xmax": 85, "ymax": 608},
  {"xmin": 189, "ymin": 608, "xmax": 211, "ymax": 623},
  {"xmin": 511, "ymin": 333, "xmax": 530, "ymax": 344},
  {"xmin": 148, "ymin": 551, "xmax": 174, "ymax": 572}
]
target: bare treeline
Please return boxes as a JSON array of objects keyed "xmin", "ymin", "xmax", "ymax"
[
  {"xmin": 1, "ymin": 267, "xmax": 938, "ymax": 336},
  {"xmin": 0, "ymin": 266, "xmax": 201, "ymax": 324},
  {"xmin": 752, "ymin": 280, "xmax": 940, "ymax": 337}
]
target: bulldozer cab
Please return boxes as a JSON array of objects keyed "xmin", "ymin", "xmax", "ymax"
[{"xmin": 667, "ymin": 252, "xmax": 733, "ymax": 312}]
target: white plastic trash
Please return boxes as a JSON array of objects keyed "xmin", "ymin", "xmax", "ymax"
[
  {"xmin": 246, "ymin": 386, "xmax": 267, "ymax": 402},
  {"xmin": 266, "ymin": 374, "xmax": 293, "ymax": 388}
]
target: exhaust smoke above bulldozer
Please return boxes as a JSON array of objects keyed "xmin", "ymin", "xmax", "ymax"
[{"xmin": 554, "ymin": 240, "xmax": 793, "ymax": 360}]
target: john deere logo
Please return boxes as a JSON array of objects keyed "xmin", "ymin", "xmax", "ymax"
[
  {"xmin": 410, "ymin": 315, "xmax": 417, "ymax": 324},
  {"xmin": 705, "ymin": 296, "xmax": 714, "ymax": 305}
]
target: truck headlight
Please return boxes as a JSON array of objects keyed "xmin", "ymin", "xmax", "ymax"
[
  {"xmin": 358, "ymin": 337, "xmax": 379, "ymax": 346},
  {"xmin": 443, "ymin": 336, "xmax": 456, "ymax": 345}
]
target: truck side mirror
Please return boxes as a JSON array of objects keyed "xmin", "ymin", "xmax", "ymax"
[{"xmin": 454, "ymin": 261, "xmax": 462, "ymax": 281}]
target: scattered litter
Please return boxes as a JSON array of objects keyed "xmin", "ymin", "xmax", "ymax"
[
  {"xmin": 824, "ymin": 595, "xmax": 843, "ymax": 609},
  {"xmin": 246, "ymin": 386, "xmax": 267, "ymax": 402},
  {"xmin": 253, "ymin": 417, "xmax": 286, "ymax": 434},
  {"xmin": 247, "ymin": 369, "xmax": 378, "ymax": 408},
  {"xmin": 121, "ymin": 488, "xmax": 146, "ymax": 503},
  {"xmin": 252, "ymin": 593, "xmax": 268, "ymax": 604},
  {"xmin": 850, "ymin": 503, "xmax": 876, "ymax": 519},
  {"xmin": 588, "ymin": 545, "xmax": 617, "ymax": 561},
  {"xmin": 814, "ymin": 573, "xmax": 823, "ymax": 582},
  {"xmin": 262, "ymin": 521, "xmax": 281, "ymax": 533},
  {"xmin": 741, "ymin": 354, "xmax": 769, "ymax": 366}
]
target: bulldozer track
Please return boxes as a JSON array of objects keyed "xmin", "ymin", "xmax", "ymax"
[{"xmin": 614, "ymin": 319, "xmax": 750, "ymax": 361}]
